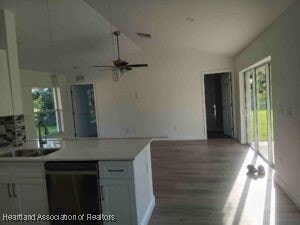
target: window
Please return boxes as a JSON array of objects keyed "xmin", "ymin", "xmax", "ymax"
[{"xmin": 32, "ymin": 87, "xmax": 63, "ymax": 135}]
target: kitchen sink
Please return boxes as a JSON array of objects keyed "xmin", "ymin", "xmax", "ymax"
[
  {"xmin": 26, "ymin": 148, "xmax": 59, "ymax": 157},
  {"xmin": 0, "ymin": 148, "xmax": 59, "ymax": 157}
]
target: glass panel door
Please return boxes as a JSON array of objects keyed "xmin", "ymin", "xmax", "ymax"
[
  {"xmin": 244, "ymin": 62, "xmax": 274, "ymax": 165},
  {"xmin": 245, "ymin": 69, "xmax": 256, "ymax": 149},
  {"xmin": 268, "ymin": 65, "xmax": 274, "ymax": 164},
  {"xmin": 71, "ymin": 84, "xmax": 98, "ymax": 138},
  {"xmin": 255, "ymin": 65, "xmax": 269, "ymax": 160}
]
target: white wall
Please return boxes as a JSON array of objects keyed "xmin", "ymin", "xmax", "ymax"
[
  {"xmin": 20, "ymin": 69, "xmax": 72, "ymax": 140},
  {"xmin": 234, "ymin": 1, "xmax": 300, "ymax": 207},
  {"xmin": 68, "ymin": 48, "xmax": 233, "ymax": 140}
]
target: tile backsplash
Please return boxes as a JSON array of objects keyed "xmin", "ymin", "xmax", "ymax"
[
  {"xmin": 0, "ymin": 124, "xmax": 6, "ymax": 135},
  {"xmin": 0, "ymin": 114, "xmax": 26, "ymax": 147}
]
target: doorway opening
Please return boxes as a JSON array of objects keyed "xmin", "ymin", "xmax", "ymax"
[
  {"xmin": 203, "ymin": 72, "xmax": 234, "ymax": 139},
  {"xmin": 244, "ymin": 62, "xmax": 274, "ymax": 165},
  {"xmin": 70, "ymin": 84, "xmax": 98, "ymax": 138}
]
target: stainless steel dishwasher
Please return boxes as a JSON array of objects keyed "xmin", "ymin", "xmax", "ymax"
[{"xmin": 45, "ymin": 162, "xmax": 102, "ymax": 225}]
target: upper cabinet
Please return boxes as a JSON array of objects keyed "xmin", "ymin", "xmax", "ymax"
[
  {"xmin": 0, "ymin": 9, "xmax": 23, "ymax": 116},
  {"xmin": 0, "ymin": 49, "xmax": 13, "ymax": 117}
]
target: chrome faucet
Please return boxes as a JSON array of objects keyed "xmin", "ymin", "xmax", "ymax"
[{"xmin": 38, "ymin": 120, "xmax": 49, "ymax": 147}]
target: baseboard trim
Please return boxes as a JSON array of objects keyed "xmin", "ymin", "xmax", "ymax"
[
  {"xmin": 274, "ymin": 173, "xmax": 300, "ymax": 209},
  {"xmin": 140, "ymin": 196, "xmax": 155, "ymax": 225},
  {"xmin": 153, "ymin": 136, "xmax": 205, "ymax": 141},
  {"xmin": 151, "ymin": 137, "xmax": 169, "ymax": 141}
]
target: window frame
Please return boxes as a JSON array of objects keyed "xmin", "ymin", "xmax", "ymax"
[{"xmin": 31, "ymin": 87, "xmax": 64, "ymax": 136}]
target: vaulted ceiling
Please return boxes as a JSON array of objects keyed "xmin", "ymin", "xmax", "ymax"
[
  {"xmin": 0, "ymin": 0, "xmax": 295, "ymax": 75},
  {"xmin": 86, "ymin": 0, "xmax": 295, "ymax": 56},
  {"xmin": 0, "ymin": 0, "xmax": 139, "ymax": 75}
]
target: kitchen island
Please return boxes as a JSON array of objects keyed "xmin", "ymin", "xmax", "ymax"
[{"xmin": 0, "ymin": 138, "xmax": 155, "ymax": 225}]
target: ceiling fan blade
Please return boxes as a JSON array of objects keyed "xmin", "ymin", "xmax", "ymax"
[
  {"xmin": 98, "ymin": 68, "xmax": 113, "ymax": 72},
  {"xmin": 128, "ymin": 64, "xmax": 148, "ymax": 67},
  {"xmin": 92, "ymin": 65, "xmax": 114, "ymax": 68},
  {"xmin": 124, "ymin": 67, "xmax": 133, "ymax": 71}
]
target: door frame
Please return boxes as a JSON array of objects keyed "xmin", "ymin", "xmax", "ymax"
[
  {"xmin": 69, "ymin": 82, "xmax": 100, "ymax": 138},
  {"xmin": 238, "ymin": 56, "xmax": 271, "ymax": 145},
  {"xmin": 201, "ymin": 70, "xmax": 234, "ymax": 139}
]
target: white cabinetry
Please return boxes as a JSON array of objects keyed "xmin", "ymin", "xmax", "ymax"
[
  {"xmin": 100, "ymin": 179, "xmax": 136, "ymax": 225},
  {"xmin": 0, "ymin": 183, "xmax": 14, "ymax": 225},
  {"xmin": 15, "ymin": 177, "xmax": 49, "ymax": 216},
  {"xmin": 99, "ymin": 161, "xmax": 137, "ymax": 225},
  {"xmin": 0, "ymin": 162, "xmax": 49, "ymax": 225},
  {"xmin": 99, "ymin": 146, "xmax": 155, "ymax": 225},
  {"xmin": 0, "ymin": 49, "xmax": 13, "ymax": 117}
]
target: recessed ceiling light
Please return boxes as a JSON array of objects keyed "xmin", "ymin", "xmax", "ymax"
[{"xmin": 185, "ymin": 17, "xmax": 194, "ymax": 22}]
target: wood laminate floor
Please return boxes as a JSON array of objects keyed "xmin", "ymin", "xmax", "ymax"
[{"xmin": 148, "ymin": 139, "xmax": 300, "ymax": 225}]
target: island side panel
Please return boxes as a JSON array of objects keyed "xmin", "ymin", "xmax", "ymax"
[{"xmin": 133, "ymin": 144, "xmax": 155, "ymax": 225}]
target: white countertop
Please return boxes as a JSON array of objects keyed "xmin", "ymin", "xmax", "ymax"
[{"xmin": 0, "ymin": 138, "xmax": 152, "ymax": 161}]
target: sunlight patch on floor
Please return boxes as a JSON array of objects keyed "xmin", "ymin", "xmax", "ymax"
[{"xmin": 222, "ymin": 148, "xmax": 275, "ymax": 225}]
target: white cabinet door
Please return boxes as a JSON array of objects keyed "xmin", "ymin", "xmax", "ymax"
[
  {"xmin": 0, "ymin": 166, "xmax": 15, "ymax": 225},
  {"xmin": 15, "ymin": 178, "xmax": 49, "ymax": 224},
  {"xmin": 14, "ymin": 178, "xmax": 49, "ymax": 225},
  {"xmin": 0, "ymin": 163, "xmax": 49, "ymax": 224},
  {"xmin": 0, "ymin": 183, "xmax": 15, "ymax": 224},
  {"xmin": 100, "ymin": 179, "xmax": 136, "ymax": 225},
  {"xmin": 0, "ymin": 49, "xmax": 13, "ymax": 117}
]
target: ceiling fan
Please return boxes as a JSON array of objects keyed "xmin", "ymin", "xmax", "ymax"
[{"xmin": 93, "ymin": 31, "xmax": 148, "ymax": 73}]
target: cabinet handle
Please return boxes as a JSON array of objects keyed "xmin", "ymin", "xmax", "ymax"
[
  {"xmin": 12, "ymin": 184, "xmax": 17, "ymax": 198},
  {"xmin": 7, "ymin": 184, "xmax": 12, "ymax": 198},
  {"xmin": 100, "ymin": 185, "xmax": 104, "ymax": 201},
  {"xmin": 108, "ymin": 169, "xmax": 124, "ymax": 172}
]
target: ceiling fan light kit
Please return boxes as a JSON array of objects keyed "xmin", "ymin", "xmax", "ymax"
[
  {"xmin": 112, "ymin": 68, "xmax": 122, "ymax": 82},
  {"xmin": 93, "ymin": 30, "xmax": 148, "ymax": 81}
]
